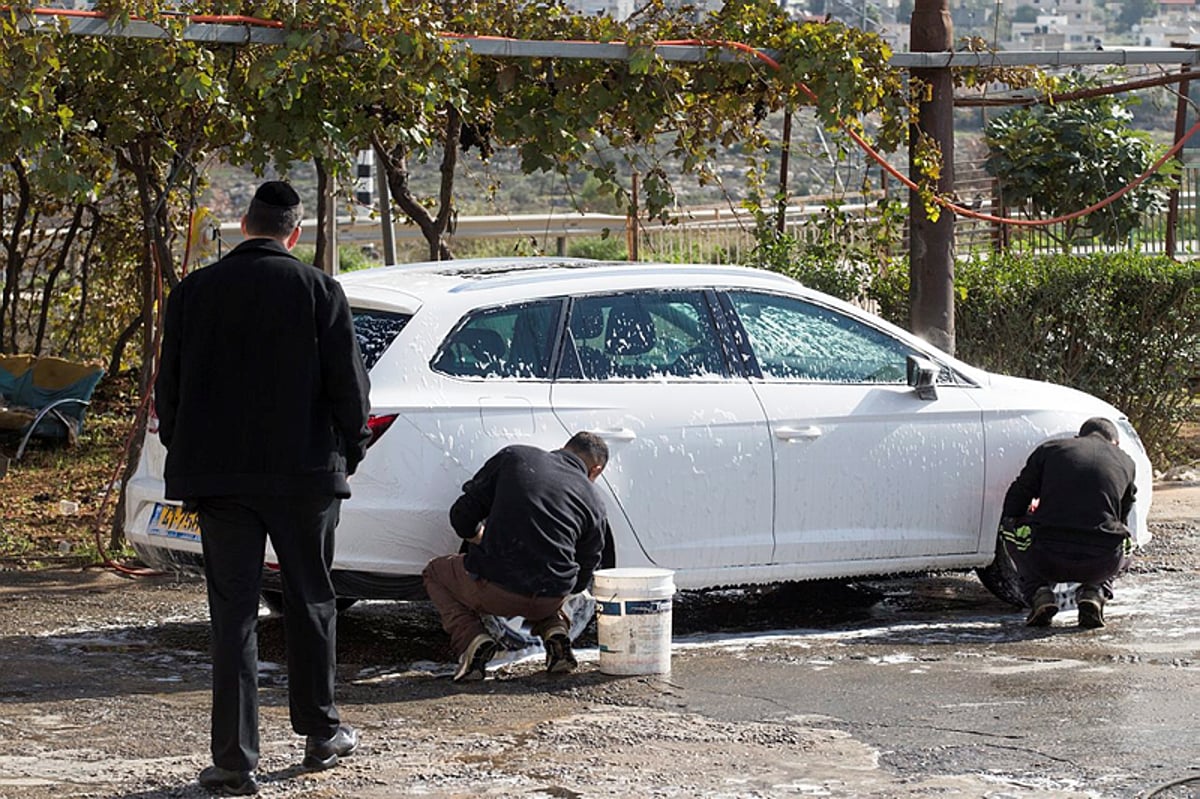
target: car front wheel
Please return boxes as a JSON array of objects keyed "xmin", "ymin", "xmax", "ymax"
[{"xmin": 975, "ymin": 534, "xmax": 1025, "ymax": 608}]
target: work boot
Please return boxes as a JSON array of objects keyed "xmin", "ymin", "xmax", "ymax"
[
  {"xmin": 302, "ymin": 724, "xmax": 359, "ymax": 771},
  {"xmin": 198, "ymin": 765, "xmax": 258, "ymax": 796},
  {"xmin": 544, "ymin": 631, "xmax": 578, "ymax": 674},
  {"xmin": 1025, "ymin": 586, "xmax": 1058, "ymax": 627},
  {"xmin": 453, "ymin": 632, "xmax": 498, "ymax": 682},
  {"xmin": 1077, "ymin": 586, "xmax": 1106, "ymax": 629}
]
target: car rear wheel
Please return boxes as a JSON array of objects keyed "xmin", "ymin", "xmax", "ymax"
[
  {"xmin": 975, "ymin": 534, "xmax": 1025, "ymax": 608},
  {"xmin": 260, "ymin": 589, "xmax": 358, "ymax": 615}
]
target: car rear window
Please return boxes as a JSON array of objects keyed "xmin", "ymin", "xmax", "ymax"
[{"xmin": 352, "ymin": 309, "xmax": 411, "ymax": 371}]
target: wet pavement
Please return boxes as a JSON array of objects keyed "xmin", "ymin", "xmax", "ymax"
[{"xmin": 1, "ymin": 495, "xmax": 1199, "ymax": 797}]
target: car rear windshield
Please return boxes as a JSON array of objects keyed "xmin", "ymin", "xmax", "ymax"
[{"xmin": 352, "ymin": 309, "xmax": 411, "ymax": 371}]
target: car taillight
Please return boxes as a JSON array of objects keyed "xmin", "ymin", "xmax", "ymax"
[{"xmin": 366, "ymin": 413, "xmax": 398, "ymax": 449}]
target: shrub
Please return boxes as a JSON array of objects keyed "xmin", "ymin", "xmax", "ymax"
[
  {"xmin": 872, "ymin": 252, "xmax": 1200, "ymax": 467},
  {"xmin": 568, "ymin": 235, "xmax": 627, "ymax": 261}
]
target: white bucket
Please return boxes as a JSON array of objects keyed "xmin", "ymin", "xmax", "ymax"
[{"xmin": 593, "ymin": 567, "xmax": 675, "ymax": 676}]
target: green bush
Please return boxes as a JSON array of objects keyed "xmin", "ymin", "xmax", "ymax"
[
  {"xmin": 871, "ymin": 252, "xmax": 1200, "ymax": 467},
  {"xmin": 568, "ymin": 235, "xmax": 627, "ymax": 261}
]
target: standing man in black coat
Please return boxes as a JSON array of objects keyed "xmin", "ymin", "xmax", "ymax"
[
  {"xmin": 156, "ymin": 181, "xmax": 371, "ymax": 796},
  {"xmin": 423, "ymin": 432, "xmax": 610, "ymax": 683},
  {"xmin": 1000, "ymin": 417, "xmax": 1137, "ymax": 630}
]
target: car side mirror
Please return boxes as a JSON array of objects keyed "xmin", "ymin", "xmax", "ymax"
[{"xmin": 907, "ymin": 355, "xmax": 939, "ymax": 401}]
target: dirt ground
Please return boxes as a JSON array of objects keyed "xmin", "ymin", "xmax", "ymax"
[{"xmin": 2, "ymin": 484, "xmax": 1199, "ymax": 798}]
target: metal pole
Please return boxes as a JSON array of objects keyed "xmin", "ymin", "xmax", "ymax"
[
  {"xmin": 628, "ymin": 172, "xmax": 640, "ymax": 262},
  {"xmin": 778, "ymin": 107, "xmax": 793, "ymax": 236},
  {"xmin": 375, "ymin": 163, "xmax": 397, "ymax": 265},
  {"xmin": 909, "ymin": 0, "xmax": 956, "ymax": 354}
]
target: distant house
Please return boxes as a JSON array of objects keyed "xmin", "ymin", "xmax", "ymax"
[
  {"xmin": 1157, "ymin": 0, "xmax": 1199, "ymax": 19},
  {"xmin": 562, "ymin": 0, "xmax": 637, "ymax": 17},
  {"xmin": 1134, "ymin": 18, "xmax": 1198, "ymax": 45},
  {"xmin": 1006, "ymin": 7, "xmax": 1105, "ymax": 49},
  {"xmin": 562, "ymin": 0, "xmax": 723, "ymax": 18}
]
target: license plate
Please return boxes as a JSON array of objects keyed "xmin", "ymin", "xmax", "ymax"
[{"xmin": 147, "ymin": 502, "xmax": 201, "ymax": 542}]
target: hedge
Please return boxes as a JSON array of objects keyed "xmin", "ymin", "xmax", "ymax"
[{"xmin": 865, "ymin": 252, "xmax": 1200, "ymax": 468}]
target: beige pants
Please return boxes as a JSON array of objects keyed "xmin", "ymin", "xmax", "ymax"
[{"xmin": 422, "ymin": 554, "xmax": 569, "ymax": 655}]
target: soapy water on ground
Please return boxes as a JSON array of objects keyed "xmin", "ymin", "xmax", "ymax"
[{"xmin": 2, "ymin": 513, "xmax": 1199, "ymax": 798}]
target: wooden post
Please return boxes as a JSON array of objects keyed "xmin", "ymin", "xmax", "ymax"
[
  {"xmin": 778, "ymin": 107, "xmax": 793, "ymax": 235},
  {"xmin": 1168, "ymin": 59, "xmax": 1194, "ymax": 259},
  {"xmin": 909, "ymin": 0, "xmax": 956, "ymax": 353}
]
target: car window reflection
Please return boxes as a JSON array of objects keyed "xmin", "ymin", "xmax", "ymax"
[
  {"xmin": 560, "ymin": 291, "xmax": 728, "ymax": 380},
  {"xmin": 432, "ymin": 301, "xmax": 559, "ymax": 379},
  {"xmin": 352, "ymin": 310, "xmax": 412, "ymax": 371},
  {"xmin": 729, "ymin": 291, "xmax": 914, "ymax": 383}
]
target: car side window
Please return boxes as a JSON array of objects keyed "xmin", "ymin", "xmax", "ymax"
[
  {"xmin": 728, "ymin": 290, "xmax": 915, "ymax": 383},
  {"xmin": 352, "ymin": 309, "xmax": 411, "ymax": 371},
  {"xmin": 432, "ymin": 301, "xmax": 559, "ymax": 379},
  {"xmin": 559, "ymin": 291, "xmax": 728, "ymax": 380}
]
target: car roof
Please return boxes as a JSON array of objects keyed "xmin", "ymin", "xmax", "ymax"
[
  {"xmin": 339, "ymin": 256, "xmax": 990, "ymax": 385},
  {"xmin": 337, "ymin": 257, "xmax": 802, "ymax": 312}
]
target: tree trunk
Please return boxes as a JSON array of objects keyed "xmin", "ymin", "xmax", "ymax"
[
  {"xmin": 66, "ymin": 208, "xmax": 100, "ymax": 357},
  {"xmin": 106, "ymin": 315, "xmax": 143, "ymax": 378},
  {"xmin": 34, "ymin": 203, "xmax": 85, "ymax": 356},
  {"xmin": 314, "ymin": 156, "xmax": 333, "ymax": 273},
  {"xmin": 111, "ymin": 138, "xmax": 172, "ymax": 547},
  {"xmin": 1, "ymin": 160, "xmax": 32, "ymax": 353},
  {"xmin": 372, "ymin": 107, "xmax": 461, "ymax": 261}
]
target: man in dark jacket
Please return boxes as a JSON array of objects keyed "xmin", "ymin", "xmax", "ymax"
[
  {"xmin": 1000, "ymin": 417, "xmax": 1137, "ymax": 630},
  {"xmin": 423, "ymin": 432, "xmax": 610, "ymax": 683},
  {"xmin": 156, "ymin": 181, "xmax": 371, "ymax": 796}
]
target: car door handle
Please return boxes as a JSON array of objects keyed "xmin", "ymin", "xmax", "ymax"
[
  {"xmin": 594, "ymin": 428, "xmax": 637, "ymax": 442},
  {"xmin": 774, "ymin": 425, "xmax": 822, "ymax": 441}
]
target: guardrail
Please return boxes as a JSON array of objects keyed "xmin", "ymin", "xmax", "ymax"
[{"xmin": 210, "ymin": 183, "xmax": 1200, "ymax": 266}]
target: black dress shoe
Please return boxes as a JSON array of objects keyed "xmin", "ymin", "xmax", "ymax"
[
  {"xmin": 303, "ymin": 723, "xmax": 359, "ymax": 771},
  {"xmin": 198, "ymin": 765, "xmax": 258, "ymax": 796}
]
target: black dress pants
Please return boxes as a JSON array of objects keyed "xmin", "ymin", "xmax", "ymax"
[
  {"xmin": 198, "ymin": 494, "xmax": 342, "ymax": 772},
  {"xmin": 1004, "ymin": 526, "xmax": 1127, "ymax": 606}
]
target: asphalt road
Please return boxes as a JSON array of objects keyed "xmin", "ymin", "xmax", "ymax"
[{"xmin": 1, "ymin": 489, "xmax": 1198, "ymax": 798}]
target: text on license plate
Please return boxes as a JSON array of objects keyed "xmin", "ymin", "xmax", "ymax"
[{"xmin": 147, "ymin": 502, "xmax": 201, "ymax": 542}]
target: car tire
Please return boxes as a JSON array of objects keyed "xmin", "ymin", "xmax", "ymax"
[
  {"xmin": 260, "ymin": 590, "xmax": 358, "ymax": 615},
  {"xmin": 975, "ymin": 534, "xmax": 1025, "ymax": 608}
]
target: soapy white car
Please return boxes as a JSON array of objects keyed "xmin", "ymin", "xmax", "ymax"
[{"xmin": 124, "ymin": 257, "xmax": 1153, "ymax": 610}]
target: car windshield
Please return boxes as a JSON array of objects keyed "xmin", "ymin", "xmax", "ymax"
[{"xmin": 352, "ymin": 309, "xmax": 411, "ymax": 371}]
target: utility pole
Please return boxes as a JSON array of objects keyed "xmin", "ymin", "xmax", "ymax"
[{"xmin": 909, "ymin": 0, "xmax": 956, "ymax": 354}]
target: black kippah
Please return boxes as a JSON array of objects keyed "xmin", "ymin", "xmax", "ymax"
[{"xmin": 253, "ymin": 180, "xmax": 300, "ymax": 209}]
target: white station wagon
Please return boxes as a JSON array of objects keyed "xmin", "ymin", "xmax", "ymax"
[{"xmin": 124, "ymin": 258, "xmax": 1153, "ymax": 609}]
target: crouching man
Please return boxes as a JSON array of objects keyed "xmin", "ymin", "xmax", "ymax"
[
  {"xmin": 423, "ymin": 432, "xmax": 610, "ymax": 682},
  {"xmin": 1000, "ymin": 417, "xmax": 1137, "ymax": 629}
]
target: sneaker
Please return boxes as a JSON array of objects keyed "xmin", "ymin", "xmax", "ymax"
[
  {"xmin": 453, "ymin": 633, "xmax": 498, "ymax": 682},
  {"xmin": 1077, "ymin": 587, "xmax": 1106, "ymax": 629},
  {"xmin": 544, "ymin": 631, "xmax": 578, "ymax": 674},
  {"xmin": 1025, "ymin": 586, "xmax": 1058, "ymax": 627}
]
